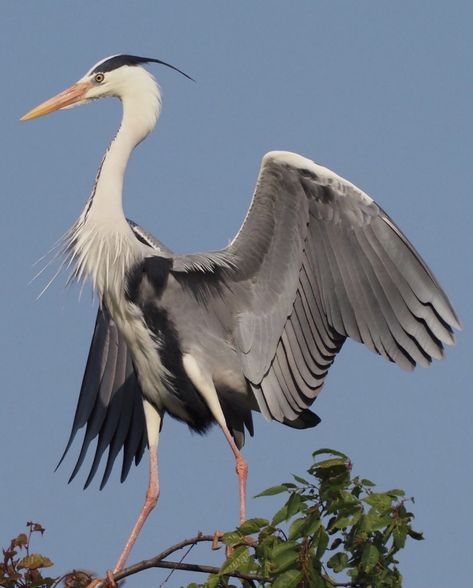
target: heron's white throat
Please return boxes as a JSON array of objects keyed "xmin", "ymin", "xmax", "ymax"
[{"xmin": 64, "ymin": 66, "xmax": 162, "ymax": 298}]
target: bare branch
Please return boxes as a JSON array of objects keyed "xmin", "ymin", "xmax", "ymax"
[
  {"xmin": 159, "ymin": 539, "xmax": 197, "ymax": 586},
  {"xmin": 128, "ymin": 559, "xmax": 262, "ymax": 582},
  {"xmin": 111, "ymin": 533, "xmax": 263, "ymax": 584},
  {"xmin": 88, "ymin": 532, "xmax": 362, "ymax": 587}
]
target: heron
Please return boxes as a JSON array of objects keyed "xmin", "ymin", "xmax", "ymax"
[{"xmin": 21, "ymin": 54, "xmax": 461, "ymax": 575}]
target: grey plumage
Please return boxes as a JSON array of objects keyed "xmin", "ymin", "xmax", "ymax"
[
  {"xmin": 22, "ymin": 57, "xmax": 461, "ymax": 573},
  {"xmin": 61, "ymin": 151, "xmax": 461, "ymax": 487},
  {"xmin": 57, "ymin": 305, "xmax": 147, "ymax": 489}
]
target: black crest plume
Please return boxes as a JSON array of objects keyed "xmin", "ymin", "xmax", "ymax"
[{"xmin": 91, "ymin": 54, "xmax": 194, "ymax": 81}]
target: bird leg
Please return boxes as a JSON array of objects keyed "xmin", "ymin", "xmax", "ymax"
[
  {"xmin": 220, "ymin": 426, "xmax": 248, "ymax": 524},
  {"xmin": 112, "ymin": 405, "xmax": 162, "ymax": 574},
  {"xmin": 182, "ymin": 354, "xmax": 249, "ymax": 525},
  {"xmin": 112, "ymin": 447, "xmax": 160, "ymax": 573}
]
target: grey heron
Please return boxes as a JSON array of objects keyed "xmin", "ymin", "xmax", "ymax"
[{"xmin": 21, "ymin": 54, "xmax": 461, "ymax": 574}]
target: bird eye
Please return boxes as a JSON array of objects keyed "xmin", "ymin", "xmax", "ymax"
[{"xmin": 94, "ymin": 73, "xmax": 105, "ymax": 83}]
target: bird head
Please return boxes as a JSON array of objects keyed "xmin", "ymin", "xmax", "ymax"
[{"xmin": 20, "ymin": 54, "xmax": 193, "ymax": 121}]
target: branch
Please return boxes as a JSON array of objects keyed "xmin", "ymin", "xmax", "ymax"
[
  {"xmin": 111, "ymin": 533, "xmax": 263, "ymax": 585},
  {"xmin": 88, "ymin": 532, "xmax": 362, "ymax": 587},
  {"xmin": 137, "ymin": 560, "xmax": 261, "ymax": 582}
]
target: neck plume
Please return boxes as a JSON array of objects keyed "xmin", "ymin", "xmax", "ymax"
[{"xmin": 63, "ymin": 68, "xmax": 162, "ymax": 295}]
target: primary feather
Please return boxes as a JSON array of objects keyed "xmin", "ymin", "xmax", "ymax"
[{"xmin": 62, "ymin": 151, "xmax": 460, "ymax": 487}]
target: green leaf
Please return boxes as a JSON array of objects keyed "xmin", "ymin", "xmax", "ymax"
[
  {"xmin": 288, "ymin": 517, "xmax": 306, "ymax": 540},
  {"xmin": 393, "ymin": 527, "xmax": 408, "ymax": 550},
  {"xmin": 327, "ymin": 552, "xmax": 349, "ymax": 573},
  {"xmin": 361, "ymin": 543, "xmax": 379, "ymax": 572},
  {"xmin": 272, "ymin": 548, "xmax": 299, "ymax": 574},
  {"xmin": 408, "ymin": 529, "xmax": 424, "ymax": 541},
  {"xmin": 312, "ymin": 448, "xmax": 348, "ymax": 459},
  {"xmin": 315, "ymin": 528, "xmax": 329, "ymax": 560},
  {"xmin": 307, "ymin": 565, "xmax": 327, "ymax": 588},
  {"xmin": 272, "ymin": 569, "xmax": 303, "ymax": 588},
  {"xmin": 300, "ymin": 515, "xmax": 321, "ymax": 537},
  {"xmin": 363, "ymin": 492, "xmax": 393, "ymax": 509},
  {"xmin": 238, "ymin": 518, "xmax": 269, "ymax": 535},
  {"xmin": 332, "ymin": 516, "xmax": 352, "ymax": 530},
  {"xmin": 255, "ymin": 485, "xmax": 288, "ymax": 497},
  {"xmin": 262, "ymin": 557, "xmax": 273, "ymax": 579},
  {"xmin": 272, "ymin": 504, "xmax": 289, "ymax": 526},
  {"xmin": 272, "ymin": 540, "xmax": 299, "ymax": 560},
  {"xmin": 292, "ymin": 474, "xmax": 310, "ymax": 485},
  {"xmin": 363, "ymin": 509, "xmax": 392, "ymax": 532},
  {"xmin": 286, "ymin": 492, "xmax": 303, "ymax": 519},
  {"xmin": 314, "ymin": 458, "xmax": 348, "ymax": 470},
  {"xmin": 386, "ymin": 488, "xmax": 406, "ymax": 497},
  {"xmin": 222, "ymin": 531, "xmax": 242, "ymax": 545},
  {"xmin": 207, "ymin": 574, "xmax": 221, "ymax": 588},
  {"xmin": 220, "ymin": 546, "xmax": 250, "ymax": 576}
]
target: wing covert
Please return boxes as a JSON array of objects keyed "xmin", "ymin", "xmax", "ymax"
[{"xmin": 171, "ymin": 151, "xmax": 461, "ymax": 426}]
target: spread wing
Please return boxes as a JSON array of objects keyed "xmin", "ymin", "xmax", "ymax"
[
  {"xmin": 173, "ymin": 151, "xmax": 461, "ymax": 424},
  {"xmin": 58, "ymin": 222, "xmax": 172, "ymax": 489},
  {"xmin": 60, "ymin": 151, "xmax": 461, "ymax": 484}
]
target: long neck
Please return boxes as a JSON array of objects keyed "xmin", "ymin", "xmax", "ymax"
[
  {"xmin": 85, "ymin": 93, "xmax": 159, "ymax": 224},
  {"xmin": 66, "ymin": 80, "xmax": 161, "ymax": 296}
]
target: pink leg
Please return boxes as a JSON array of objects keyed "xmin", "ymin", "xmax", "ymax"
[
  {"xmin": 113, "ymin": 446, "xmax": 160, "ymax": 573},
  {"xmin": 221, "ymin": 427, "xmax": 248, "ymax": 524},
  {"xmin": 180, "ymin": 354, "xmax": 249, "ymax": 525}
]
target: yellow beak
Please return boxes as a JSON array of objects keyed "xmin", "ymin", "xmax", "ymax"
[{"xmin": 20, "ymin": 81, "xmax": 92, "ymax": 121}]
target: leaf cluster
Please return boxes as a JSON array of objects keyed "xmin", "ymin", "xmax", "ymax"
[
  {"xmin": 0, "ymin": 522, "xmax": 54, "ymax": 588},
  {"xmin": 188, "ymin": 449, "xmax": 423, "ymax": 588},
  {"xmin": 1, "ymin": 449, "xmax": 423, "ymax": 588}
]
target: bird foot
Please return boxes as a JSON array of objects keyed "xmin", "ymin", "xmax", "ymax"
[
  {"xmin": 85, "ymin": 570, "xmax": 116, "ymax": 588},
  {"xmin": 225, "ymin": 544, "xmax": 234, "ymax": 558},
  {"xmin": 211, "ymin": 530, "xmax": 224, "ymax": 550},
  {"xmin": 242, "ymin": 535, "xmax": 257, "ymax": 547},
  {"xmin": 106, "ymin": 570, "xmax": 117, "ymax": 587}
]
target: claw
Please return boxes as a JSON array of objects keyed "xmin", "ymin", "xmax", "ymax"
[
  {"xmin": 211, "ymin": 530, "xmax": 224, "ymax": 550},
  {"xmin": 106, "ymin": 570, "xmax": 117, "ymax": 587},
  {"xmin": 85, "ymin": 570, "xmax": 116, "ymax": 588},
  {"xmin": 225, "ymin": 544, "xmax": 234, "ymax": 558}
]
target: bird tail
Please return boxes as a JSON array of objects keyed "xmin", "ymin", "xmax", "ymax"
[{"xmin": 283, "ymin": 409, "xmax": 321, "ymax": 429}]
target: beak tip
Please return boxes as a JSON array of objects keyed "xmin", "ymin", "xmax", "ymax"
[
  {"xmin": 19, "ymin": 82, "xmax": 90, "ymax": 123},
  {"xmin": 20, "ymin": 110, "xmax": 36, "ymax": 122}
]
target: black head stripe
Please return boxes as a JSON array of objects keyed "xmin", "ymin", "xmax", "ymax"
[{"xmin": 91, "ymin": 54, "xmax": 194, "ymax": 81}]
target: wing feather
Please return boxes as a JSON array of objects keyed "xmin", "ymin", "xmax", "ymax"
[
  {"xmin": 64, "ymin": 151, "xmax": 460, "ymax": 463},
  {"xmin": 172, "ymin": 151, "xmax": 460, "ymax": 425},
  {"xmin": 58, "ymin": 221, "xmax": 155, "ymax": 487}
]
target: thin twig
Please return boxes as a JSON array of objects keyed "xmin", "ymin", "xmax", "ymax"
[
  {"xmin": 93, "ymin": 532, "xmax": 359, "ymax": 587},
  {"xmin": 113, "ymin": 533, "xmax": 213, "ymax": 582},
  {"xmin": 159, "ymin": 540, "xmax": 196, "ymax": 586},
  {"xmin": 111, "ymin": 533, "xmax": 264, "ymax": 584},
  {"xmin": 131, "ymin": 560, "xmax": 263, "ymax": 582}
]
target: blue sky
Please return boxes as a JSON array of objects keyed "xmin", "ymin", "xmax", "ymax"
[{"xmin": 1, "ymin": 1, "xmax": 471, "ymax": 586}]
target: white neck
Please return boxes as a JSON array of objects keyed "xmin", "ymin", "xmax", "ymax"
[
  {"xmin": 64, "ymin": 68, "xmax": 161, "ymax": 296},
  {"xmin": 85, "ymin": 70, "xmax": 161, "ymax": 223}
]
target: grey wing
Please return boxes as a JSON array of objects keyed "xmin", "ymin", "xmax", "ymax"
[
  {"xmin": 57, "ymin": 305, "xmax": 147, "ymax": 489},
  {"xmin": 175, "ymin": 151, "xmax": 461, "ymax": 424},
  {"xmin": 58, "ymin": 220, "xmax": 167, "ymax": 488}
]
